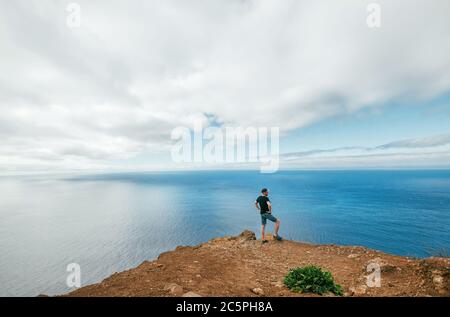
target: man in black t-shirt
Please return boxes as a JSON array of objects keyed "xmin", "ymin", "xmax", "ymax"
[{"xmin": 255, "ymin": 188, "xmax": 282, "ymax": 243}]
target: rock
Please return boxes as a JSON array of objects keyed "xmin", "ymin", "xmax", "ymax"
[
  {"xmin": 62, "ymin": 229, "xmax": 450, "ymax": 297},
  {"xmin": 163, "ymin": 282, "xmax": 178, "ymax": 290},
  {"xmin": 276, "ymin": 281, "xmax": 285, "ymax": 288},
  {"xmin": 431, "ymin": 269, "xmax": 444, "ymax": 289},
  {"xmin": 270, "ymin": 281, "xmax": 285, "ymax": 288},
  {"xmin": 251, "ymin": 287, "xmax": 265, "ymax": 296},
  {"xmin": 164, "ymin": 283, "xmax": 184, "ymax": 296},
  {"xmin": 171, "ymin": 285, "xmax": 184, "ymax": 296},
  {"xmin": 182, "ymin": 291, "xmax": 202, "ymax": 297},
  {"xmin": 438, "ymin": 289, "xmax": 447, "ymax": 295},
  {"xmin": 433, "ymin": 275, "xmax": 444, "ymax": 286},
  {"xmin": 381, "ymin": 264, "xmax": 400, "ymax": 273},
  {"xmin": 239, "ymin": 230, "xmax": 256, "ymax": 241},
  {"xmin": 349, "ymin": 285, "xmax": 367, "ymax": 296}
]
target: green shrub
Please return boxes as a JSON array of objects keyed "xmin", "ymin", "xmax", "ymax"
[{"xmin": 284, "ymin": 265, "xmax": 343, "ymax": 296}]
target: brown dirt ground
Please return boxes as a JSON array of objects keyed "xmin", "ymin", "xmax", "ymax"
[{"xmin": 64, "ymin": 230, "xmax": 449, "ymax": 297}]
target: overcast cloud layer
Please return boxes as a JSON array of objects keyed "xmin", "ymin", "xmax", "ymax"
[{"xmin": 1, "ymin": 0, "xmax": 450, "ymax": 172}]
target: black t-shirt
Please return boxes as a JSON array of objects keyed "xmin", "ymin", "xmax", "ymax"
[{"xmin": 256, "ymin": 196, "xmax": 270, "ymax": 214}]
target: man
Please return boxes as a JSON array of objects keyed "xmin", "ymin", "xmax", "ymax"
[{"xmin": 255, "ymin": 188, "xmax": 282, "ymax": 243}]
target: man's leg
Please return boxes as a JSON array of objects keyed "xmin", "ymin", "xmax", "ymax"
[
  {"xmin": 274, "ymin": 219, "xmax": 281, "ymax": 236},
  {"xmin": 261, "ymin": 224, "xmax": 266, "ymax": 240}
]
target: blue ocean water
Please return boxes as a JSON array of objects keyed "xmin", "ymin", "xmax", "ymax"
[{"xmin": 0, "ymin": 170, "xmax": 449, "ymax": 296}]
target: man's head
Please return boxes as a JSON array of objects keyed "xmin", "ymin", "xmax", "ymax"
[{"xmin": 261, "ymin": 188, "xmax": 269, "ymax": 196}]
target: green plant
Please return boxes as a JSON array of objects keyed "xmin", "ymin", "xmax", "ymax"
[{"xmin": 284, "ymin": 265, "xmax": 343, "ymax": 296}]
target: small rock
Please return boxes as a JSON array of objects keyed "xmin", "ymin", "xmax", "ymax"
[
  {"xmin": 164, "ymin": 283, "xmax": 184, "ymax": 296},
  {"xmin": 433, "ymin": 275, "xmax": 444, "ymax": 285},
  {"xmin": 349, "ymin": 285, "xmax": 367, "ymax": 296},
  {"xmin": 251, "ymin": 287, "xmax": 265, "ymax": 296},
  {"xmin": 239, "ymin": 230, "xmax": 256, "ymax": 241},
  {"xmin": 163, "ymin": 282, "xmax": 177, "ymax": 290},
  {"xmin": 182, "ymin": 291, "xmax": 202, "ymax": 297},
  {"xmin": 270, "ymin": 281, "xmax": 284, "ymax": 288},
  {"xmin": 348, "ymin": 254, "xmax": 360, "ymax": 259},
  {"xmin": 171, "ymin": 285, "xmax": 184, "ymax": 296}
]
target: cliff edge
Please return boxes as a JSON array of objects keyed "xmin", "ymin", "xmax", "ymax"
[{"xmin": 65, "ymin": 230, "xmax": 449, "ymax": 297}]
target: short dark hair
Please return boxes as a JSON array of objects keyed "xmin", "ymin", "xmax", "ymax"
[{"xmin": 261, "ymin": 188, "xmax": 268, "ymax": 194}]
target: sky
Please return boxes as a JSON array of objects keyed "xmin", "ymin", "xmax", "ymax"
[{"xmin": 1, "ymin": 0, "xmax": 450, "ymax": 173}]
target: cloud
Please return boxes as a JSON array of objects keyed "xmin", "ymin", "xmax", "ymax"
[
  {"xmin": 1, "ymin": 0, "xmax": 450, "ymax": 171},
  {"xmin": 282, "ymin": 134, "xmax": 450, "ymax": 159},
  {"xmin": 376, "ymin": 134, "xmax": 450, "ymax": 149},
  {"xmin": 279, "ymin": 133, "xmax": 450, "ymax": 169},
  {"xmin": 282, "ymin": 147, "xmax": 369, "ymax": 160}
]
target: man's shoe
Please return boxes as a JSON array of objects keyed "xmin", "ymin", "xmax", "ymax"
[
  {"xmin": 273, "ymin": 234, "xmax": 283, "ymax": 241},
  {"xmin": 262, "ymin": 239, "xmax": 269, "ymax": 244}
]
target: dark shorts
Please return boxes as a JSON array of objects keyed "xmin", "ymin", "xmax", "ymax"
[{"xmin": 261, "ymin": 212, "xmax": 277, "ymax": 225}]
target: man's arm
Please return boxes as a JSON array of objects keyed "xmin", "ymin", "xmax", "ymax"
[
  {"xmin": 267, "ymin": 201, "xmax": 272, "ymax": 212},
  {"xmin": 255, "ymin": 201, "xmax": 260, "ymax": 210}
]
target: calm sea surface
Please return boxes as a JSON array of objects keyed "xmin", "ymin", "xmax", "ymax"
[{"xmin": 0, "ymin": 170, "xmax": 449, "ymax": 296}]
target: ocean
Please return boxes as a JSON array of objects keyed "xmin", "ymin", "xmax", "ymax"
[{"xmin": 0, "ymin": 170, "xmax": 449, "ymax": 296}]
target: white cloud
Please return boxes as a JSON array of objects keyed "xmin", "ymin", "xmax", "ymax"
[
  {"xmin": 377, "ymin": 134, "xmax": 450, "ymax": 149},
  {"xmin": 1, "ymin": 0, "xmax": 450, "ymax": 171},
  {"xmin": 280, "ymin": 133, "xmax": 450, "ymax": 169}
]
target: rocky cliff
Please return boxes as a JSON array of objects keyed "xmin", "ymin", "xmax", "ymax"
[{"xmin": 65, "ymin": 230, "xmax": 449, "ymax": 297}]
